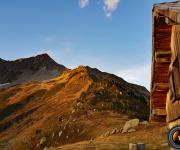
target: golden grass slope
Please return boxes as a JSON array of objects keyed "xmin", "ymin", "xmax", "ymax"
[{"xmin": 0, "ymin": 66, "xmax": 150, "ymax": 150}]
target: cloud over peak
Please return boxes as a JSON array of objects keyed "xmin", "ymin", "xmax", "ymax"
[
  {"xmin": 103, "ymin": 0, "xmax": 120, "ymax": 17},
  {"xmin": 79, "ymin": 0, "xmax": 89, "ymax": 8},
  {"xmin": 78, "ymin": 0, "xmax": 120, "ymax": 17}
]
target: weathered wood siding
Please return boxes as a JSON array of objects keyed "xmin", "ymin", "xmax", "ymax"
[
  {"xmin": 167, "ymin": 25, "xmax": 180, "ymax": 124},
  {"xmin": 150, "ymin": 11, "xmax": 172, "ymax": 122},
  {"xmin": 151, "ymin": 1, "xmax": 180, "ymax": 123},
  {"xmin": 166, "ymin": 91, "xmax": 180, "ymax": 122}
]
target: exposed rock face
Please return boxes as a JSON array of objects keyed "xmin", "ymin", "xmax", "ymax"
[
  {"xmin": 0, "ymin": 54, "xmax": 67, "ymax": 87},
  {"xmin": 0, "ymin": 65, "xmax": 149, "ymax": 150}
]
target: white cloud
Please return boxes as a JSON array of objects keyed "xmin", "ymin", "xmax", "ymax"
[
  {"xmin": 79, "ymin": 0, "xmax": 89, "ymax": 8},
  {"xmin": 78, "ymin": 0, "xmax": 120, "ymax": 17},
  {"xmin": 103, "ymin": 0, "xmax": 120, "ymax": 17},
  {"xmin": 114, "ymin": 64, "xmax": 151, "ymax": 90}
]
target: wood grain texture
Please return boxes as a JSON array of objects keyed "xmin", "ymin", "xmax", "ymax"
[{"xmin": 151, "ymin": 1, "xmax": 180, "ymax": 122}]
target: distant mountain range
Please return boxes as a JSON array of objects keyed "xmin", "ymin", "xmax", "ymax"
[
  {"xmin": 0, "ymin": 54, "xmax": 67, "ymax": 88},
  {"xmin": 0, "ymin": 54, "xmax": 150, "ymax": 150}
]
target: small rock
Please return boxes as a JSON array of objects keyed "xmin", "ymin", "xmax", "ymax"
[
  {"xmin": 117, "ymin": 128, "xmax": 122, "ymax": 133},
  {"xmin": 122, "ymin": 119, "xmax": 139, "ymax": 133},
  {"xmin": 104, "ymin": 131, "xmax": 110, "ymax": 137},
  {"xmin": 59, "ymin": 131, "xmax": 63, "ymax": 137},
  {"xmin": 45, "ymin": 147, "xmax": 56, "ymax": 150},
  {"xmin": 44, "ymin": 147, "xmax": 47, "ymax": 150},
  {"xmin": 140, "ymin": 121, "xmax": 149, "ymax": 125},
  {"xmin": 110, "ymin": 128, "xmax": 117, "ymax": 135},
  {"xmin": 128, "ymin": 128, "xmax": 136, "ymax": 133},
  {"xmin": 116, "ymin": 129, "xmax": 120, "ymax": 133},
  {"xmin": 89, "ymin": 138, "xmax": 93, "ymax": 144},
  {"xmin": 66, "ymin": 135, "xmax": 69, "ymax": 139},
  {"xmin": 71, "ymin": 109, "xmax": 76, "ymax": 114},
  {"xmin": 52, "ymin": 132, "xmax": 55, "ymax": 138},
  {"xmin": 161, "ymin": 143, "xmax": 168, "ymax": 146},
  {"xmin": 129, "ymin": 143, "xmax": 137, "ymax": 150},
  {"xmin": 59, "ymin": 117, "xmax": 63, "ymax": 122},
  {"xmin": 40, "ymin": 137, "xmax": 46, "ymax": 145},
  {"xmin": 77, "ymin": 102, "xmax": 83, "ymax": 108}
]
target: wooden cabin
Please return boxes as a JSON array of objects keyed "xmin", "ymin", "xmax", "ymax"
[{"xmin": 150, "ymin": 1, "xmax": 180, "ymax": 128}]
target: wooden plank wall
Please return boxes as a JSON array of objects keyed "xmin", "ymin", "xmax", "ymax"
[
  {"xmin": 167, "ymin": 25, "xmax": 180, "ymax": 124},
  {"xmin": 151, "ymin": 2, "xmax": 180, "ymax": 127},
  {"xmin": 150, "ymin": 16, "xmax": 172, "ymax": 122},
  {"xmin": 166, "ymin": 91, "xmax": 180, "ymax": 123}
]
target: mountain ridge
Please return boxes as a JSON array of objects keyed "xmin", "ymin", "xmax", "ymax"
[
  {"xmin": 0, "ymin": 54, "xmax": 67, "ymax": 87},
  {"xmin": 0, "ymin": 55, "xmax": 150, "ymax": 150}
]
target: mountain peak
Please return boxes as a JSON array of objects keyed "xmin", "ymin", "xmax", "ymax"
[
  {"xmin": 0, "ymin": 58, "xmax": 6, "ymax": 63},
  {"xmin": 33, "ymin": 53, "xmax": 52, "ymax": 60},
  {"xmin": 15, "ymin": 53, "xmax": 53, "ymax": 63},
  {"xmin": 0, "ymin": 53, "xmax": 67, "ymax": 85},
  {"xmin": 75, "ymin": 65, "xmax": 91, "ymax": 71}
]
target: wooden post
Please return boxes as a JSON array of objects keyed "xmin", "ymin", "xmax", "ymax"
[{"xmin": 137, "ymin": 143, "xmax": 145, "ymax": 150}]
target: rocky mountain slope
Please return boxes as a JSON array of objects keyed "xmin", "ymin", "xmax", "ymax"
[
  {"xmin": 0, "ymin": 65, "xmax": 150, "ymax": 150},
  {"xmin": 0, "ymin": 54, "xmax": 67, "ymax": 88}
]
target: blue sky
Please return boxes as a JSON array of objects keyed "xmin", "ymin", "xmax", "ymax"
[{"xmin": 0, "ymin": 0, "xmax": 175, "ymax": 89}]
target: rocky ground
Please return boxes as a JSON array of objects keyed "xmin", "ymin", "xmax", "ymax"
[
  {"xmin": 0, "ymin": 61, "xmax": 162, "ymax": 150},
  {"xmin": 43, "ymin": 119, "xmax": 169, "ymax": 150}
]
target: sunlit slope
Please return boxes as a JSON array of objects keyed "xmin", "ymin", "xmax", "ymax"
[{"xmin": 0, "ymin": 66, "xmax": 149, "ymax": 150}]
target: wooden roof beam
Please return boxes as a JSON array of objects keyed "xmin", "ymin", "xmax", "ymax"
[
  {"xmin": 155, "ymin": 57, "xmax": 171, "ymax": 63},
  {"xmin": 152, "ymin": 82, "xmax": 169, "ymax": 91},
  {"xmin": 155, "ymin": 51, "xmax": 171, "ymax": 63},
  {"xmin": 152, "ymin": 108, "xmax": 167, "ymax": 116},
  {"xmin": 155, "ymin": 50, "xmax": 171, "ymax": 58}
]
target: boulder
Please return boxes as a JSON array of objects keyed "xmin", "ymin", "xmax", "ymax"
[
  {"xmin": 128, "ymin": 128, "xmax": 136, "ymax": 133},
  {"xmin": 122, "ymin": 119, "xmax": 139, "ymax": 133}
]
